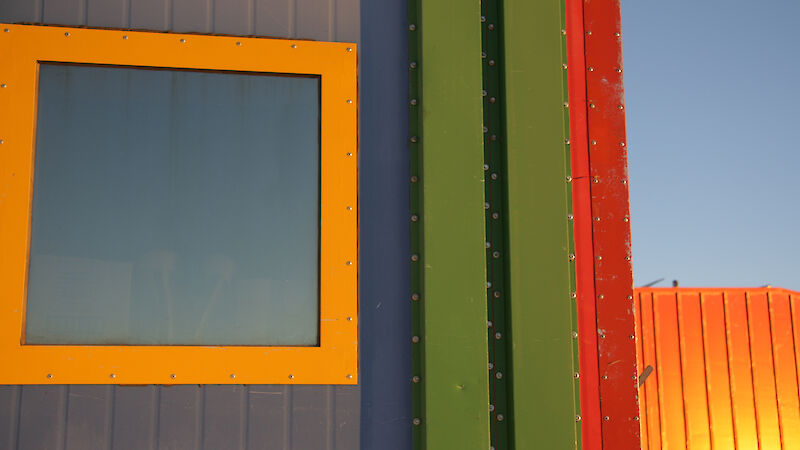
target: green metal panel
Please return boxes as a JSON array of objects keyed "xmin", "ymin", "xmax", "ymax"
[
  {"xmin": 409, "ymin": 0, "xmax": 490, "ymax": 448},
  {"xmin": 501, "ymin": 0, "xmax": 580, "ymax": 448}
]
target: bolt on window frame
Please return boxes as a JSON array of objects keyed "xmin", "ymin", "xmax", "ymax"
[{"xmin": 0, "ymin": 23, "xmax": 358, "ymax": 385}]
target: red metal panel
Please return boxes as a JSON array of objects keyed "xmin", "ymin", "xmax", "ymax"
[
  {"xmin": 652, "ymin": 291, "xmax": 686, "ymax": 449},
  {"xmin": 580, "ymin": 0, "xmax": 640, "ymax": 448},
  {"xmin": 565, "ymin": 0, "xmax": 602, "ymax": 447},
  {"xmin": 634, "ymin": 293, "xmax": 648, "ymax": 450}
]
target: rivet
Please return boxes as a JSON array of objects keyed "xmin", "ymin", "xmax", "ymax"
[
  {"xmin": 483, "ymin": 164, "xmax": 489, "ymax": 171},
  {"xmin": 617, "ymin": 105, "xmax": 624, "ymax": 110},
  {"xmin": 596, "ymin": 255, "xmax": 602, "ymax": 260},
  {"xmin": 572, "ymin": 331, "xmax": 578, "ymax": 339},
  {"xmin": 481, "ymin": 53, "xmax": 487, "ymax": 60},
  {"xmin": 600, "ymin": 334, "xmax": 606, "ymax": 339},
  {"xmin": 346, "ymin": 152, "xmax": 352, "ymax": 156},
  {"xmin": 568, "ymin": 253, "xmax": 576, "ymax": 261},
  {"xmin": 490, "ymin": 172, "xmax": 498, "ymax": 180},
  {"xmin": 602, "ymin": 375, "xmax": 608, "ymax": 379},
  {"xmin": 411, "ymin": 254, "xmax": 419, "ymax": 262},
  {"xmin": 411, "ymin": 293, "xmax": 420, "ymax": 301},
  {"xmin": 574, "ymin": 372, "xmax": 580, "ymax": 379},
  {"xmin": 563, "ymin": 102, "xmax": 569, "ymax": 108},
  {"xmin": 488, "ymin": 60, "xmax": 495, "ymax": 66},
  {"xmin": 412, "ymin": 418, "xmax": 421, "ymax": 426},
  {"xmin": 589, "ymin": 103, "xmax": 596, "ymax": 109},
  {"xmin": 622, "ymin": 179, "xmax": 628, "ymax": 184},
  {"xmin": 346, "ymin": 374, "xmax": 353, "ymax": 379},
  {"xmin": 409, "ymin": 61, "xmax": 417, "ymax": 69},
  {"xmin": 230, "ymin": 373, "xmax": 236, "ymax": 379},
  {"xmin": 588, "ymin": 67, "xmax": 594, "ymax": 72},
  {"xmin": 411, "ymin": 214, "xmax": 419, "ymax": 222},
  {"xmin": 236, "ymin": 41, "xmax": 242, "ymax": 46},
  {"xmin": 482, "ymin": 89, "xmax": 487, "ymax": 96},
  {"xmin": 408, "ymin": 24, "xmax": 416, "ymax": 31},
  {"xmin": 497, "ymin": 414, "xmax": 504, "ymax": 421},
  {"xmin": 594, "ymin": 217, "xmax": 600, "ymax": 221},
  {"xmin": 489, "ymin": 97, "xmax": 496, "ymax": 103},
  {"xmin": 571, "ymin": 292, "xmax": 577, "ymax": 299},
  {"xmin": 346, "ymin": 206, "xmax": 353, "ymax": 210},
  {"xmin": 634, "ymin": 416, "xmax": 640, "ymax": 421},
  {"xmin": 291, "ymin": 44, "xmax": 297, "ymax": 48},
  {"xmin": 566, "ymin": 176, "xmax": 572, "ymax": 182},
  {"xmin": 481, "ymin": 16, "xmax": 486, "ymax": 23},
  {"xmin": 492, "ymin": 251, "xmax": 500, "ymax": 259},
  {"xmin": 614, "ymin": 32, "xmax": 621, "ymax": 37},
  {"xmin": 64, "ymin": 32, "xmax": 71, "ymax": 37},
  {"xmin": 598, "ymin": 294, "xmax": 605, "ymax": 299},
  {"xmin": 627, "ymin": 295, "xmax": 633, "ymax": 300},
  {"xmin": 170, "ymin": 374, "xmax": 176, "ymax": 379},
  {"xmin": 483, "ymin": 126, "xmax": 489, "ymax": 133},
  {"xmin": 486, "ymin": 281, "xmax": 492, "ymax": 288},
  {"xmin": 593, "ymin": 178, "xmax": 600, "ymax": 183},
  {"xmin": 346, "ymin": 47, "xmax": 352, "ymax": 52},
  {"xmin": 586, "ymin": 30, "xmax": 592, "ymax": 35},
  {"xmin": 122, "ymin": 35, "xmax": 128, "ymax": 40},
  {"xmin": 629, "ymin": 335, "xmax": 635, "ymax": 339},
  {"xmin": 346, "ymin": 316, "xmax": 353, "ymax": 321},
  {"xmin": 489, "ymin": 404, "xmax": 495, "ymax": 412},
  {"xmin": 0, "ymin": 84, "xmax": 6, "ymax": 88},
  {"xmin": 576, "ymin": 415, "xmax": 582, "ymax": 422},
  {"xmin": 412, "ymin": 336, "xmax": 420, "ymax": 343},
  {"xmin": 495, "ymin": 332, "xmax": 502, "ymax": 340},
  {"xmin": 109, "ymin": 373, "xmax": 116, "ymax": 379},
  {"xmin": 3, "ymin": 28, "xmax": 8, "ymax": 33},
  {"xmin": 495, "ymin": 372, "xmax": 503, "ymax": 379},
  {"xmin": 604, "ymin": 416, "xmax": 610, "ymax": 421},
  {"xmin": 565, "ymin": 138, "xmax": 571, "ymax": 144},
  {"xmin": 410, "ymin": 99, "xmax": 417, "ymax": 106},
  {"xmin": 346, "ymin": 260, "xmax": 353, "ymax": 265},
  {"xmin": 410, "ymin": 175, "xmax": 418, "ymax": 183},
  {"xmin": 488, "ymin": 24, "xmax": 495, "ymax": 31},
  {"xmin": 620, "ymin": 142, "xmax": 626, "ymax": 147},
  {"xmin": 623, "ymin": 217, "xmax": 629, "ymax": 222},
  {"xmin": 485, "ymin": 241, "xmax": 491, "ymax": 248},
  {"xmin": 346, "ymin": 99, "xmax": 353, "ymax": 104},
  {"xmin": 487, "ymin": 320, "xmax": 493, "ymax": 328},
  {"xmin": 491, "ymin": 212, "xmax": 499, "ymax": 220},
  {"xmin": 567, "ymin": 213, "xmax": 574, "ymax": 221},
  {"xmin": 484, "ymin": 202, "xmax": 490, "ymax": 210},
  {"xmin": 47, "ymin": 374, "xmax": 53, "ymax": 379},
  {"xmin": 412, "ymin": 375, "xmax": 420, "ymax": 383},
  {"xmin": 561, "ymin": 29, "xmax": 567, "ymax": 35},
  {"xmin": 625, "ymin": 256, "xmax": 631, "ymax": 261},
  {"xmin": 591, "ymin": 140, "xmax": 597, "ymax": 145},
  {"xmin": 410, "ymin": 136, "xmax": 418, "ymax": 143},
  {"xmin": 179, "ymin": 38, "xmax": 186, "ymax": 43},
  {"xmin": 488, "ymin": 362, "xmax": 494, "ymax": 370},
  {"xmin": 562, "ymin": 63, "xmax": 568, "ymax": 69},
  {"xmin": 616, "ymin": 68, "xmax": 622, "ymax": 73},
  {"xmin": 490, "ymin": 134, "xmax": 497, "ymax": 141},
  {"xmin": 288, "ymin": 374, "xmax": 294, "ymax": 379}
]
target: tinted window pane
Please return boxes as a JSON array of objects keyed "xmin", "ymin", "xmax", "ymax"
[{"xmin": 25, "ymin": 63, "xmax": 320, "ymax": 346}]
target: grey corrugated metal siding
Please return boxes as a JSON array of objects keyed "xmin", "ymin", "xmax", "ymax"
[{"xmin": 0, "ymin": 0, "xmax": 411, "ymax": 448}]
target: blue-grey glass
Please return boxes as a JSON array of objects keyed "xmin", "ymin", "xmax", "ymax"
[{"xmin": 25, "ymin": 63, "xmax": 320, "ymax": 346}]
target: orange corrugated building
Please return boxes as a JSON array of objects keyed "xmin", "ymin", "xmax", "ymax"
[{"xmin": 635, "ymin": 287, "xmax": 800, "ymax": 449}]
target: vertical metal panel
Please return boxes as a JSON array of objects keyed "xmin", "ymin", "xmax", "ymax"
[
  {"xmin": 0, "ymin": 0, "xmax": 400, "ymax": 448},
  {"xmin": 637, "ymin": 287, "xmax": 800, "ymax": 449},
  {"xmin": 130, "ymin": 0, "xmax": 169, "ymax": 31},
  {"xmin": 502, "ymin": 0, "xmax": 579, "ymax": 448},
  {"xmin": 64, "ymin": 386, "xmax": 113, "ymax": 450},
  {"xmin": 87, "ymin": 0, "xmax": 127, "ymax": 28},
  {"xmin": 16, "ymin": 386, "xmax": 67, "ymax": 450},
  {"xmin": 637, "ymin": 291, "xmax": 661, "ymax": 449}
]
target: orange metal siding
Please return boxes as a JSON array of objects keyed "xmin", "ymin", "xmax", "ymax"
[{"xmin": 636, "ymin": 287, "xmax": 800, "ymax": 449}]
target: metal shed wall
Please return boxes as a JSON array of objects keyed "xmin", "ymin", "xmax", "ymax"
[{"xmin": 0, "ymin": 0, "xmax": 411, "ymax": 449}]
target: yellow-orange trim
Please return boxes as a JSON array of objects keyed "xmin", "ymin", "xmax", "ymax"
[{"xmin": 0, "ymin": 24, "xmax": 358, "ymax": 385}]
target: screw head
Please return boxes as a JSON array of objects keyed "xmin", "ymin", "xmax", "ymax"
[
  {"xmin": 109, "ymin": 373, "xmax": 116, "ymax": 379},
  {"xmin": 497, "ymin": 414, "xmax": 504, "ymax": 421},
  {"xmin": 346, "ymin": 152, "xmax": 352, "ymax": 156},
  {"xmin": 574, "ymin": 372, "xmax": 580, "ymax": 379},
  {"xmin": 576, "ymin": 415, "xmax": 582, "ymax": 422},
  {"xmin": 3, "ymin": 28, "xmax": 8, "ymax": 32},
  {"xmin": 346, "ymin": 374, "xmax": 353, "ymax": 379},
  {"xmin": 411, "ymin": 254, "xmax": 419, "ymax": 262},
  {"xmin": 47, "ymin": 374, "xmax": 53, "ymax": 379},
  {"xmin": 495, "ymin": 371, "xmax": 503, "ymax": 379},
  {"xmin": 170, "ymin": 374, "xmax": 176, "ymax": 379},
  {"xmin": 64, "ymin": 32, "xmax": 70, "ymax": 37},
  {"xmin": 412, "ymin": 375, "xmax": 420, "ymax": 383},
  {"xmin": 588, "ymin": 67, "xmax": 594, "ymax": 72},
  {"xmin": 346, "ymin": 316, "xmax": 353, "ymax": 321},
  {"xmin": 411, "ymin": 336, "xmax": 420, "ymax": 343},
  {"xmin": 346, "ymin": 99, "xmax": 353, "ymax": 104},
  {"xmin": 604, "ymin": 416, "xmax": 610, "ymax": 421},
  {"xmin": 408, "ymin": 24, "xmax": 416, "ymax": 31},
  {"xmin": 410, "ymin": 136, "xmax": 418, "ymax": 143},
  {"xmin": 491, "ymin": 173, "xmax": 498, "ymax": 180},
  {"xmin": 122, "ymin": 35, "xmax": 128, "ymax": 40},
  {"xmin": 345, "ymin": 260, "xmax": 352, "ymax": 265},
  {"xmin": 0, "ymin": 84, "xmax": 6, "ymax": 88},
  {"xmin": 412, "ymin": 418, "xmax": 421, "ymax": 426},
  {"xmin": 572, "ymin": 331, "xmax": 578, "ymax": 338},
  {"xmin": 236, "ymin": 41, "xmax": 242, "ymax": 46},
  {"xmin": 288, "ymin": 374, "xmax": 294, "ymax": 379},
  {"xmin": 488, "ymin": 24, "xmax": 495, "ymax": 31},
  {"xmin": 179, "ymin": 38, "xmax": 186, "ymax": 43},
  {"xmin": 410, "ymin": 175, "xmax": 418, "ymax": 183},
  {"xmin": 495, "ymin": 332, "xmax": 502, "ymax": 340},
  {"xmin": 230, "ymin": 374, "xmax": 236, "ymax": 379},
  {"xmin": 411, "ymin": 293, "xmax": 420, "ymax": 301},
  {"xmin": 291, "ymin": 44, "xmax": 297, "ymax": 48},
  {"xmin": 410, "ymin": 99, "xmax": 417, "ymax": 106},
  {"xmin": 409, "ymin": 61, "xmax": 417, "ymax": 69},
  {"xmin": 347, "ymin": 47, "xmax": 352, "ymax": 52}
]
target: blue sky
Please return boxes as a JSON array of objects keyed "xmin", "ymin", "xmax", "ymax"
[{"xmin": 621, "ymin": 0, "xmax": 800, "ymax": 289}]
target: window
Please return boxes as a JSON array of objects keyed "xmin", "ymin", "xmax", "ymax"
[{"xmin": 0, "ymin": 24, "xmax": 358, "ymax": 384}]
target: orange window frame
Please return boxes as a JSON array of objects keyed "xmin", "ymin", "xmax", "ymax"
[{"xmin": 0, "ymin": 24, "xmax": 358, "ymax": 385}]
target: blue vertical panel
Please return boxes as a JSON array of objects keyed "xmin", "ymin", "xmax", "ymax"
[
  {"xmin": 254, "ymin": 0, "xmax": 291, "ymax": 37},
  {"xmin": 111, "ymin": 386, "xmax": 159, "ymax": 450},
  {"xmin": 358, "ymin": 0, "xmax": 410, "ymax": 448},
  {"xmin": 129, "ymin": 0, "xmax": 169, "ymax": 31},
  {"xmin": 214, "ymin": 0, "xmax": 252, "ymax": 34},
  {"xmin": 64, "ymin": 386, "xmax": 113, "ymax": 450},
  {"xmin": 16, "ymin": 386, "xmax": 67, "ymax": 450},
  {"xmin": 87, "ymin": 0, "xmax": 127, "ymax": 28}
]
